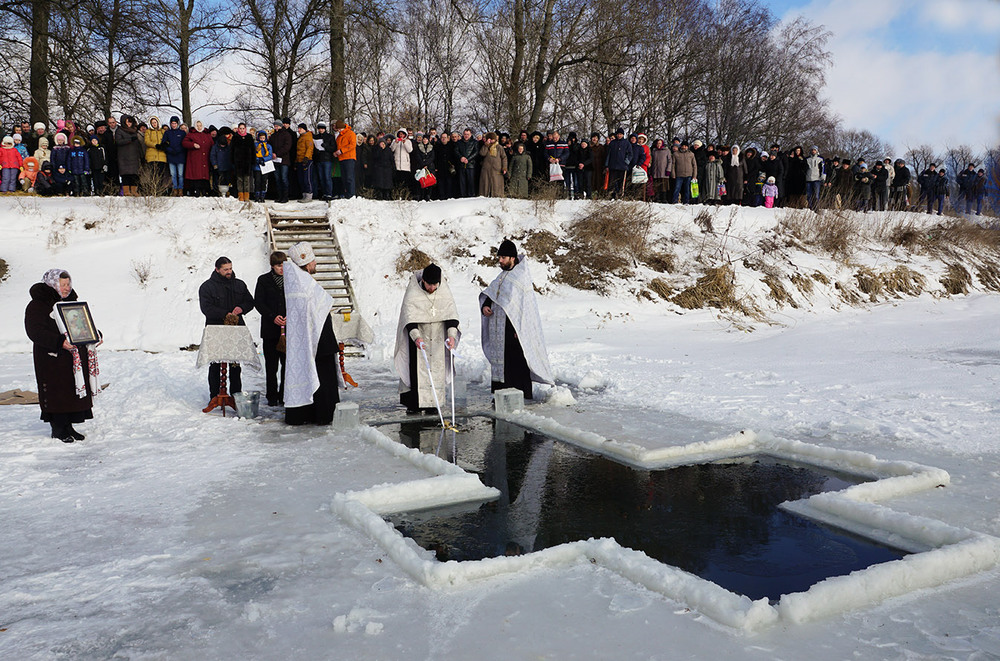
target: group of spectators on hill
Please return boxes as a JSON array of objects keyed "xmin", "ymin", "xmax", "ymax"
[{"xmin": 0, "ymin": 116, "xmax": 990, "ymax": 217}]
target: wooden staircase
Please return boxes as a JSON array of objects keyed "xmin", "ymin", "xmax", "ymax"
[{"xmin": 265, "ymin": 209, "xmax": 371, "ymax": 352}]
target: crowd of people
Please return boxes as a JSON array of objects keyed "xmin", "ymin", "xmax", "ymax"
[{"xmin": 1, "ymin": 116, "xmax": 991, "ymax": 216}]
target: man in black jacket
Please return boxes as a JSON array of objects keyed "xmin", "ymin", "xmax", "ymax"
[
  {"xmin": 268, "ymin": 119, "xmax": 294, "ymax": 202},
  {"xmin": 199, "ymin": 256, "xmax": 255, "ymax": 398},
  {"xmin": 254, "ymin": 251, "xmax": 287, "ymax": 406},
  {"xmin": 313, "ymin": 123, "xmax": 336, "ymax": 201}
]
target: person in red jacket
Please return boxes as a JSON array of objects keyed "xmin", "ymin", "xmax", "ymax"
[{"xmin": 182, "ymin": 121, "xmax": 214, "ymax": 196}]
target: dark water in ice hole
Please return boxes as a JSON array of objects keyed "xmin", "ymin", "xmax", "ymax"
[{"xmin": 379, "ymin": 416, "xmax": 907, "ymax": 602}]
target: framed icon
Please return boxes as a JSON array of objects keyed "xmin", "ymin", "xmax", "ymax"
[{"xmin": 55, "ymin": 301, "xmax": 99, "ymax": 344}]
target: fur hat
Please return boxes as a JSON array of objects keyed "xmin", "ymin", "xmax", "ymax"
[
  {"xmin": 54, "ymin": 133, "xmax": 68, "ymax": 145},
  {"xmin": 766, "ymin": 176, "xmax": 775, "ymax": 184},
  {"xmin": 288, "ymin": 241, "xmax": 316, "ymax": 266},
  {"xmin": 73, "ymin": 136, "xmax": 84, "ymax": 146},
  {"xmin": 692, "ymin": 140, "xmax": 703, "ymax": 148},
  {"xmin": 1, "ymin": 136, "xmax": 13, "ymax": 147},
  {"xmin": 34, "ymin": 122, "xmax": 46, "ymax": 131},
  {"xmin": 335, "ymin": 120, "xmax": 347, "ymax": 130}
]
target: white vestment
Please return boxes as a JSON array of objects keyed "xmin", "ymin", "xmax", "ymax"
[
  {"xmin": 479, "ymin": 255, "xmax": 554, "ymax": 385},
  {"xmin": 283, "ymin": 264, "xmax": 334, "ymax": 408},
  {"xmin": 394, "ymin": 273, "xmax": 461, "ymax": 408}
]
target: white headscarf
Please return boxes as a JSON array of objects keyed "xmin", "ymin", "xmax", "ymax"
[{"xmin": 730, "ymin": 145, "xmax": 740, "ymax": 168}]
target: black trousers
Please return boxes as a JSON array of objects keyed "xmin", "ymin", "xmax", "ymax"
[
  {"xmin": 261, "ymin": 336, "xmax": 285, "ymax": 405},
  {"xmin": 208, "ymin": 362, "xmax": 241, "ymax": 398}
]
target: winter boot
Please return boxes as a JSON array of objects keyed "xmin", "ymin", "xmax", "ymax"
[
  {"xmin": 299, "ymin": 193, "xmax": 312, "ymax": 203},
  {"xmin": 67, "ymin": 425, "xmax": 85, "ymax": 441},
  {"xmin": 50, "ymin": 423, "xmax": 74, "ymax": 443}
]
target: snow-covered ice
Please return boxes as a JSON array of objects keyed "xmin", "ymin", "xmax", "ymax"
[{"xmin": 1, "ymin": 197, "xmax": 999, "ymax": 658}]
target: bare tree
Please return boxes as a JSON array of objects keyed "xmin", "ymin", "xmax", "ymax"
[
  {"xmin": 903, "ymin": 144, "xmax": 939, "ymax": 179},
  {"xmin": 824, "ymin": 128, "xmax": 892, "ymax": 163},
  {"xmin": 234, "ymin": 0, "xmax": 327, "ymax": 120},
  {"xmin": 145, "ymin": 0, "xmax": 240, "ymax": 124}
]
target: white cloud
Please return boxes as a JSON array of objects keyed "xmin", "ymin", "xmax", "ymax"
[
  {"xmin": 917, "ymin": 0, "xmax": 1000, "ymax": 33},
  {"xmin": 777, "ymin": 0, "xmax": 1000, "ymax": 153}
]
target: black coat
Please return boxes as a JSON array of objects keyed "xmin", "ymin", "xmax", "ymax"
[
  {"xmin": 25, "ymin": 284, "xmax": 96, "ymax": 415},
  {"xmin": 231, "ymin": 132, "xmax": 257, "ymax": 176},
  {"xmin": 371, "ymin": 143, "xmax": 394, "ymax": 189},
  {"xmin": 198, "ymin": 270, "xmax": 255, "ymax": 325},
  {"xmin": 254, "ymin": 271, "xmax": 286, "ymax": 340}
]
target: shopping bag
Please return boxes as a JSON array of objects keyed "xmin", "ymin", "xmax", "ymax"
[
  {"xmin": 414, "ymin": 167, "xmax": 428, "ymax": 181},
  {"xmin": 690, "ymin": 179, "xmax": 699, "ymax": 198},
  {"xmin": 549, "ymin": 163, "xmax": 564, "ymax": 182},
  {"xmin": 718, "ymin": 182, "xmax": 727, "ymax": 197},
  {"xmin": 631, "ymin": 166, "xmax": 648, "ymax": 184},
  {"xmin": 418, "ymin": 171, "xmax": 437, "ymax": 188}
]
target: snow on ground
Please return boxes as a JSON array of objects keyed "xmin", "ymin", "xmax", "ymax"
[{"xmin": 1, "ymin": 198, "xmax": 999, "ymax": 659}]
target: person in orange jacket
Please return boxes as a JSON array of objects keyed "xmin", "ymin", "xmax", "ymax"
[{"xmin": 334, "ymin": 120, "xmax": 357, "ymax": 198}]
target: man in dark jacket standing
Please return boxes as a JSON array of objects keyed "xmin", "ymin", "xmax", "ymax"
[
  {"xmin": 604, "ymin": 127, "xmax": 633, "ymax": 199},
  {"xmin": 313, "ymin": 123, "xmax": 336, "ymax": 201},
  {"xmin": 199, "ymin": 257, "xmax": 255, "ymax": 399},
  {"xmin": 254, "ymin": 251, "xmax": 287, "ymax": 407},
  {"xmin": 268, "ymin": 119, "xmax": 294, "ymax": 203},
  {"xmin": 455, "ymin": 128, "xmax": 478, "ymax": 198}
]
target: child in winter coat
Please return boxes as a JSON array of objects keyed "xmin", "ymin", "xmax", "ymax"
[
  {"xmin": 20, "ymin": 156, "xmax": 40, "ymax": 192},
  {"xmin": 253, "ymin": 130, "xmax": 274, "ymax": 202},
  {"xmin": 68, "ymin": 136, "xmax": 92, "ymax": 196},
  {"xmin": 88, "ymin": 135, "xmax": 106, "ymax": 195},
  {"xmin": 763, "ymin": 176, "xmax": 779, "ymax": 208},
  {"xmin": 34, "ymin": 136, "xmax": 51, "ymax": 163},
  {"xmin": 13, "ymin": 133, "xmax": 29, "ymax": 159},
  {"xmin": 0, "ymin": 135, "xmax": 24, "ymax": 192},
  {"xmin": 52, "ymin": 163, "xmax": 73, "ymax": 195},
  {"xmin": 35, "ymin": 162, "xmax": 55, "ymax": 196},
  {"xmin": 49, "ymin": 132, "xmax": 71, "ymax": 172}
]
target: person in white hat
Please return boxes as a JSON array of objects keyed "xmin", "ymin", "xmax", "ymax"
[{"xmin": 283, "ymin": 241, "xmax": 340, "ymax": 425}]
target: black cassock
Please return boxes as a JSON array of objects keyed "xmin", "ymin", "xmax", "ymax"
[
  {"xmin": 285, "ymin": 315, "xmax": 340, "ymax": 425},
  {"xmin": 484, "ymin": 296, "xmax": 533, "ymax": 400}
]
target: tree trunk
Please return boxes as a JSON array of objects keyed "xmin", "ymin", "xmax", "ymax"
[
  {"xmin": 30, "ymin": 0, "xmax": 50, "ymax": 125},
  {"xmin": 329, "ymin": 0, "xmax": 346, "ymax": 121}
]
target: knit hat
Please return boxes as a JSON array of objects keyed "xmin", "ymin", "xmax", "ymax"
[
  {"xmin": 288, "ymin": 241, "xmax": 316, "ymax": 266},
  {"xmin": 56, "ymin": 120, "xmax": 65, "ymax": 131},
  {"xmin": 297, "ymin": 123, "xmax": 308, "ymax": 130},
  {"xmin": 12, "ymin": 133, "xmax": 21, "ymax": 142},
  {"xmin": 317, "ymin": 122, "xmax": 327, "ymax": 129},
  {"xmin": 282, "ymin": 117, "xmax": 292, "ymax": 125},
  {"xmin": 498, "ymin": 239, "xmax": 517, "ymax": 257},
  {"xmin": 615, "ymin": 127, "xmax": 625, "ymax": 135},
  {"xmin": 256, "ymin": 130, "xmax": 267, "ymax": 138},
  {"xmin": 692, "ymin": 140, "xmax": 703, "ymax": 148},
  {"xmin": 38, "ymin": 137, "xmax": 49, "ymax": 147},
  {"xmin": 421, "ymin": 263, "xmax": 441, "ymax": 285},
  {"xmin": 34, "ymin": 122, "xmax": 45, "ymax": 131},
  {"xmin": 335, "ymin": 120, "xmax": 347, "ymax": 130},
  {"xmin": 1, "ymin": 136, "xmax": 12, "ymax": 147},
  {"xmin": 273, "ymin": 119, "xmax": 282, "ymax": 127},
  {"xmin": 87, "ymin": 125, "xmax": 95, "ymax": 132},
  {"xmin": 767, "ymin": 176, "xmax": 775, "ymax": 184},
  {"xmin": 761, "ymin": 151, "xmax": 769, "ymax": 158}
]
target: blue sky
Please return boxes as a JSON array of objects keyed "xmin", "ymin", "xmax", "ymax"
[{"xmin": 765, "ymin": 0, "xmax": 1000, "ymax": 155}]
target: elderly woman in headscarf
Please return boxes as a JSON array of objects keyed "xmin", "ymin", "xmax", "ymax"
[
  {"xmin": 724, "ymin": 144, "xmax": 747, "ymax": 205},
  {"xmin": 24, "ymin": 269, "xmax": 102, "ymax": 443}
]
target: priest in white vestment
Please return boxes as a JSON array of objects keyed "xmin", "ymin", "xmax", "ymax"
[{"xmin": 394, "ymin": 264, "xmax": 460, "ymax": 413}]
